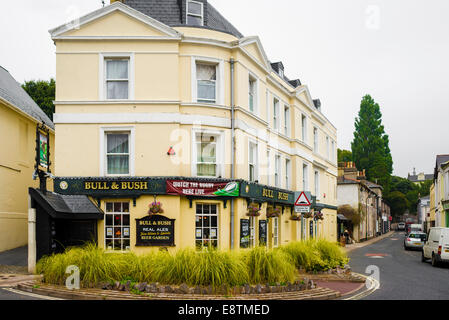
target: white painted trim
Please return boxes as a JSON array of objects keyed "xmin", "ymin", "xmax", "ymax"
[
  {"xmin": 191, "ymin": 56, "xmax": 224, "ymax": 105},
  {"xmin": 247, "ymin": 137, "xmax": 259, "ymax": 183},
  {"xmin": 55, "ymin": 100, "xmax": 180, "ymax": 105},
  {"xmin": 99, "ymin": 126, "xmax": 135, "ymax": 177},
  {"xmin": 56, "ymin": 51, "xmax": 179, "ymax": 55},
  {"xmin": 235, "ymin": 36, "xmax": 271, "ymax": 71},
  {"xmin": 52, "ymin": 36, "xmax": 181, "ymax": 41},
  {"xmin": 49, "ymin": 1, "xmax": 181, "ymax": 39},
  {"xmin": 99, "ymin": 53, "xmax": 135, "ymax": 101},
  {"xmin": 248, "ymin": 71, "xmax": 260, "ymax": 117},
  {"xmin": 191, "ymin": 128, "xmax": 225, "ymax": 178}
]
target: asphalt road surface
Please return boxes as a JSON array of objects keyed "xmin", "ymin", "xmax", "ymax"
[{"xmin": 348, "ymin": 231, "xmax": 449, "ymax": 300}]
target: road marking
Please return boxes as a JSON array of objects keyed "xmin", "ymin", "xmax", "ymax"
[
  {"xmin": 390, "ymin": 238, "xmax": 399, "ymax": 241},
  {"xmin": 344, "ymin": 273, "xmax": 380, "ymax": 300},
  {"xmin": 1, "ymin": 288, "xmax": 63, "ymax": 300}
]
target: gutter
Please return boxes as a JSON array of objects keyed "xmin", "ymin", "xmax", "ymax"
[{"xmin": 230, "ymin": 58, "xmax": 236, "ymax": 249}]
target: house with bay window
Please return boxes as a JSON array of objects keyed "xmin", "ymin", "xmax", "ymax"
[{"xmin": 29, "ymin": 0, "xmax": 338, "ymax": 261}]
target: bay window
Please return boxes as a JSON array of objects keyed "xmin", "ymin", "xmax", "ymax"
[{"xmin": 196, "ymin": 63, "xmax": 217, "ymax": 103}]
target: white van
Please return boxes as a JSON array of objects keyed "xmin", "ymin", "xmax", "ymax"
[{"xmin": 422, "ymin": 227, "xmax": 449, "ymax": 267}]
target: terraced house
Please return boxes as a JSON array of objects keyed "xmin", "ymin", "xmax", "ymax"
[{"xmin": 36, "ymin": 0, "xmax": 338, "ymax": 257}]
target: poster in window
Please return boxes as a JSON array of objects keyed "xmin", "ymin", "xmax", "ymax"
[
  {"xmin": 123, "ymin": 228, "xmax": 130, "ymax": 237},
  {"xmin": 240, "ymin": 219, "xmax": 250, "ymax": 248},
  {"xmin": 39, "ymin": 132, "xmax": 48, "ymax": 168},
  {"xmin": 210, "ymin": 228, "xmax": 217, "ymax": 239},
  {"xmin": 106, "ymin": 228, "xmax": 113, "ymax": 237},
  {"xmin": 196, "ymin": 228, "xmax": 202, "ymax": 239}
]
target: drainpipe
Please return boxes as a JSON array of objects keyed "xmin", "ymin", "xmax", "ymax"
[{"xmin": 230, "ymin": 58, "xmax": 236, "ymax": 249}]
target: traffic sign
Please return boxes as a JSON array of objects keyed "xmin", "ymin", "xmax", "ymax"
[{"xmin": 294, "ymin": 191, "xmax": 312, "ymax": 214}]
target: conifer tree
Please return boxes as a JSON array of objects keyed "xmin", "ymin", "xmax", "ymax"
[{"xmin": 351, "ymin": 95, "xmax": 393, "ymax": 188}]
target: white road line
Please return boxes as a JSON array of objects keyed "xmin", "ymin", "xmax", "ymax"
[
  {"xmin": 1, "ymin": 288, "xmax": 64, "ymax": 300},
  {"xmin": 343, "ymin": 273, "xmax": 380, "ymax": 300}
]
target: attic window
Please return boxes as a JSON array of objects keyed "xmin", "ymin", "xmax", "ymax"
[{"xmin": 187, "ymin": 1, "xmax": 204, "ymax": 26}]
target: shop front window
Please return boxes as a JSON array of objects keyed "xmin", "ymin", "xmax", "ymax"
[
  {"xmin": 105, "ymin": 202, "xmax": 130, "ymax": 251},
  {"xmin": 195, "ymin": 204, "xmax": 218, "ymax": 249}
]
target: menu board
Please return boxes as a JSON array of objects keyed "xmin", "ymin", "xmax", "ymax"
[
  {"xmin": 135, "ymin": 215, "xmax": 175, "ymax": 247},
  {"xmin": 259, "ymin": 220, "xmax": 267, "ymax": 246},
  {"xmin": 240, "ymin": 219, "xmax": 250, "ymax": 249}
]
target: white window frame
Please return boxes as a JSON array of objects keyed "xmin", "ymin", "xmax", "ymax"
[
  {"xmin": 301, "ymin": 114, "xmax": 307, "ymax": 143},
  {"xmin": 100, "ymin": 126, "xmax": 135, "ymax": 177},
  {"xmin": 248, "ymin": 72, "xmax": 259, "ymax": 114},
  {"xmin": 248, "ymin": 139, "xmax": 258, "ymax": 182},
  {"xmin": 186, "ymin": 0, "xmax": 204, "ymax": 26},
  {"xmin": 191, "ymin": 56, "xmax": 224, "ymax": 105},
  {"xmin": 195, "ymin": 203, "xmax": 219, "ymax": 250},
  {"xmin": 104, "ymin": 201, "xmax": 130, "ymax": 252},
  {"xmin": 273, "ymin": 97, "xmax": 280, "ymax": 131},
  {"xmin": 272, "ymin": 216, "xmax": 279, "ymax": 248},
  {"xmin": 191, "ymin": 128, "xmax": 224, "ymax": 178},
  {"xmin": 313, "ymin": 127, "xmax": 318, "ymax": 153},
  {"xmin": 303, "ymin": 163, "xmax": 309, "ymax": 192},
  {"xmin": 266, "ymin": 90, "xmax": 270, "ymax": 123},
  {"xmin": 275, "ymin": 154, "xmax": 281, "ymax": 187},
  {"xmin": 285, "ymin": 158, "xmax": 291, "ymax": 190},
  {"xmin": 314, "ymin": 170, "xmax": 320, "ymax": 200},
  {"xmin": 99, "ymin": 53, "xmax": 134, "ymax": 101},
  {"xmin": 284, "ymin": 104, "xmax": 290, "ymax": 137},
  {"xmin": 331, "ymin": 140, "xmax": 335, "ymax": 162},
  {"xmin": 326, "ymin": 136, "xmax": 330, "ymax": 159},
  {"xmin": 249, "ymin": 216, "xmax": 257, "ymax": 248},
  {"xmin": 266, "ymin": 149, "xmax": 271, "ymax": 186}
]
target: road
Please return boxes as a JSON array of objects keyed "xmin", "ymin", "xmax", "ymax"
[{"xmin": 348, "ymin": 231, "xmax": 449, "ymax": 300}]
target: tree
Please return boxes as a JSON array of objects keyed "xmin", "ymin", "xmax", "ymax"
[
  {"xmin": 22, "ymin": 79, "xmax": 55, "ymax": 121},
  {"xmin": 337, "ymin": 149, "xmax": 353, "ymax": 163},
  {"xmin": 351, "ymin": 95, "xmax": 393, "ymax": 188},
  {"xmin": 383, "ymin": 191, "xmax": 409, "ymax": 218}
]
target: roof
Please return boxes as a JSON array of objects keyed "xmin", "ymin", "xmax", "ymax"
[
  {"xmin": 0, "ymin": 66, "xmax": 54, "ymax": 130},
  {"xmin": 123, "ymin": 0, "xmax": 244, "ymax": 38},
  {"xmin": 364, "ymin": 180, "xmax": 383, "ymax": 190},
  {"xmin": 408, "ymin": 174, "xmax": 434, "ymax": 182},
  {"xmin": 434, "ymin": 155, "xmax": 449, "ymax": 179},
  {"xmin": 29, "ymin": 188, "xmax": 103, "ymax": 219}
]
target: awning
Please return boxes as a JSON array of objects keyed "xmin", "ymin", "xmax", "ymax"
[
  {"xmin": 29, "ymin": 188, "xmax": 104, "ymax": 220},
  {"xmin": 337, "ymin": 214, "xmax": 349, "ymax": 221}
]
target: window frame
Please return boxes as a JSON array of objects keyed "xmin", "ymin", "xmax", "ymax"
[
  {"xmin": 191, "ymin": 57, "xmax": 224, "ymax": 105},
  {"xmin": 272, "ymin": 216, "xmax": 279, "ymax": 248},
  {"xmin": 248, "ymin": 139, "xmax": 258, "ymax": 182},
  {"xmin": 313, "ymin": 127, "xmax": 318, "ymax": 153},
  {"xmin": 249, "ymin": 216, "xmax": 257, "ymax": 248},
  {"xmin": 284, "ymin": 104, "xmax": 290, "ymax": 137},
  {"xmin": 104, "ymin": 201, "xmax": 131, "ymax": 252},
  {"xmin": 100, "ymin": 126, "xmax": 135, "ymax": 177},
  {"xmin": 248, "ymin": 73, "xmax": 259, "ymax": 114},
  {"xmin": 303, "ymin": 163, "xmax": 309, "ymax": 191},
  {"xmin": 273, "ymin": 97, "xmax": 280, "ymax": 131},
  {"xmin": 285, "ymin": 158, "xmax": 291, "ymax": 190},
  {"xmin": 275, "ymin": 154, "xmax": 281, "ymax": 188},
  {"xmin": 191, "ymin": 129, "xmax": 224, "ymax": 178},
  {"xmin": 186, "ymin": 0, "xmax": 204, "ymax": 26},
  {"xmin": 301, "ymin": 114, "xmax": 307, "ymax": 143},
  {"xmin": 99, "ymin": 53, "xmax": 134, "ymax": 101},
  {"xmin": 195, "ymin": 203, "xmax": 219, "ymax": 250},
  {"xmin": 314, "ymin": 170, "xmax": 320, "ymax": 200}
]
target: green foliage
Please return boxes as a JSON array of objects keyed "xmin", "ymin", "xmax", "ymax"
[
  {"xmin": 337, "ymin": 149, "xmax": 353, "ymax": 163},
  {"xmin": 351, "ymin": 95, "xmax": 393, "ymax": 189},
  {"xmin": 21, "ymin": 79, "xmax": 55, "ymax": 121},
  {"xmin": 37, "ymin": 241, "xmax": 349, "ymax": 288},
  {"xmin": 383, "ymin": 191, "xmax": 409, "ymax": 218},
  {"xmin": 337, "ymin": 205, "xmax": 361, "ymax": 225}
]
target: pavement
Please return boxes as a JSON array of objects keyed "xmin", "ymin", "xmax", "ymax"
[{"xmin": 343, "ymin": 231, "xmax": 395, "ymax": 253}]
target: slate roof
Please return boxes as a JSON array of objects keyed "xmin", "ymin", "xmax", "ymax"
[
  {"xmin": 408, "ymin": 174, "xmax": 434, "ymax": 182},
  {"xmin": 29, "ymin": 188, "xmax": 103, "ymax": 219},
  {"xmin": 122, "ymin": 0, "xmax": 244, "ymax": 38},
  {"xmin": 0, "ymin": 66, "xmax": 54, "ymax": 130}
]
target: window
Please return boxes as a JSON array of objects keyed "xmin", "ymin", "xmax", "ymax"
[
  {"xmin": 249, "ymin": 75, "xmax": 257, "ymax": 113},
  {"xmin": 326, "ymin": 136, "xmax": 330, "ymax": 159},
  {"xmin": 314, "ymin": 170, "xmax": 320, "ymax": 200},
  {"xmin": 275, "ymin": 154, "xmax": 281, "ymax": 187},
  {"xmin": 195, "ymin": 132, "xmax": 219, "ymax": 177},
  {"xmin": 249, "ymin": 141, "xmax": 258, "ymax": 182},
  {"xmin": 285, "ymin": 158, "xmax": 291, "ymax": 189},
  {"xmin": 196, "ymin": 204, "xmax": 218, "ymax": 249},
  {"xmin": 187, "ymin": 0, "xmax": 204, "ymax": 26},
  {"xmin": 105, "ymin": 58, "xmax": 129, "ymax": 99},
  {"xmin": 249, "ymin": 216, "xmax": 257, "ymax": 248},
  {"xmin": 196, "ymin": 63, "xmax": 217, "ymax": 103},
  {"xmin": 313, "ymin": 127, "xmax": 318, "ymax": 153},
  {"xmin": 266, "ymin": 149, "xmax": 271, "ymax": 186},
  {"xmin": 105, "ymin": 202, "xmax": 130, "ymax": 251},
  {"xmin": 284, "ymin": 105, "xmax": 290, "ymax": 137},
  {"xmin": 266, "ymin": 90, "xmax": 270, "ymax": 122},
  {"xmin": 273, "ymin": 98, "xmax": 279, "ymax": 130},
  {"xmin": 303, "ymin": 163, "xmax": 309, "ymax": 191},
  {"xmin": 272, "ymin": 217, "xmax": 279, "ymax": 247},
  {"xmin": 331, "ymin": 140, "xmax": 335, "ymax": 162},
  {"xmin": 106, "ymin": 132, "xmax": 130, "ymax": 175},
  {"xmin": 301, "ymin": 114, "xmax": 307, "ymax": 142}
]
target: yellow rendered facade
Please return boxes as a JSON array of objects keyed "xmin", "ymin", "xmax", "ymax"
[
  {"xmin": 51, "ymin": 3, "xmax": 338, "ymax": 253},
  {"xmin": 0, "ymin": 100, "xmax": 55, "ymax": 252}
]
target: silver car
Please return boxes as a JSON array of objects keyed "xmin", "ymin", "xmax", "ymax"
[{"xmin": 404, "ymin": 232, "xmax": 427, "ymax": 250}]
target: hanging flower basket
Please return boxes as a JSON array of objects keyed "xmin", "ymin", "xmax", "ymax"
[
  {"xmin": 290, "ymin": 214, "xmax": 301, "ymax": 221},
  {"xmin": 314, "ymin": 212, "xmax": 324, "ymax": 220},
  {"xmin": 247, "ymin": 203, "xmax": 261, "ymax": 217},
  {"xmin": 267, "ymin": 207, "xmax": 281, "ymax": 218},
  {"xmin": 148, "ymin": 201, "xmax": 164, "ymax": 215},
  {"xmin": 303, "ymin": 212, "xmax": 313, "ymax": 219}
]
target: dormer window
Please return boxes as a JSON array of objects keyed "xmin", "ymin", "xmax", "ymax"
[
  {"xmin": 187, "ymin": 0, "xmax": 204, "ymax": 26},
  {"xmin": 279, "ymin": 68, "xmax": 284, "ymax": 78}
]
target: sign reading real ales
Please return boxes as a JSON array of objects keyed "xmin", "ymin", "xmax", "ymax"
[{"xmin": 135, "ymin": 215, "xmax": 175, "ymax": 247}]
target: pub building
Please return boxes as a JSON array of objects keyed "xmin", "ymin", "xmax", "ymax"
[{"xmin": 28, "ymin": 0, "xmax": 339, "ymax": 268}]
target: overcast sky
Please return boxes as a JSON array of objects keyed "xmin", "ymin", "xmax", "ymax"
[{"xmin": 1, "ymin": 0, "xmax": 448, "ymax": 178}]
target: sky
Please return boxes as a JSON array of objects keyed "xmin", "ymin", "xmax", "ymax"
[{"xmin": 1, "ymin": 0, "xmax": 448, "ymax": 178}]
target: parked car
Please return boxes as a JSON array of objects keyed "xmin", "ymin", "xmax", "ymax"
[
  {"xmin": 398, "ymin": 222, "xmax": 405, "ymax": 231},
  {"xmin": 410, "ymin": 224, "xmax": 423, "ymax": 233},
  {"xmin": 422, "ymin": 227, "xmax": 449, "ymax": 267},
  {"xmin": 404, "ymin": 232, "xmax": 426, "ymax": 250}
]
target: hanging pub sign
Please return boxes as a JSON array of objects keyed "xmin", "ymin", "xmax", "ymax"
[
  {"xmin": 166, "ymin": 180, "xmax": 239, "ymax": 197},
  {"xmin": 35, "ymin": 123, "xmax": 50, "ymax": 172},
  {"xmin": 135, "ymin": 215, "xmax": 175, "ymax": 247},
  {"xmin": 240, "ymin": 219, "xmax": 250, "ymax": 248}
]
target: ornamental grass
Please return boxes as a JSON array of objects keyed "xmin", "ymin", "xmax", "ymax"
[{"xmin": 36, "ymin": 240, "xmax": 348, "ymax": 288}]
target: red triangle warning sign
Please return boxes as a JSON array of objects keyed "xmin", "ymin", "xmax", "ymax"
[{"xmin": 295, "ymin": 192, "xmax": 311, "ymax": 206}]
